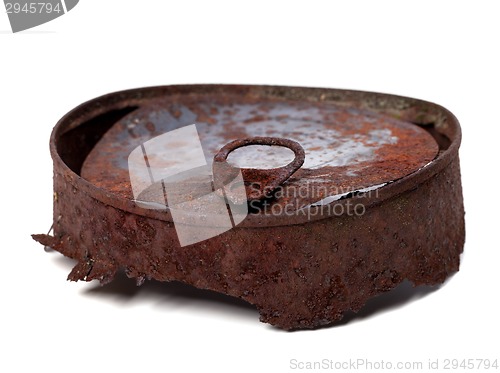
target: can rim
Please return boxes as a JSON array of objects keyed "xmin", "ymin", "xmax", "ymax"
[{"xmin": 50, "ymin": 84, "xmax": 461, "ymax": 227}]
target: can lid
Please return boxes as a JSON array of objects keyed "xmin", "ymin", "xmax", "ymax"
[{"xmin": 81, "ymin": 93, "xmax": 438, "ymax": 215}]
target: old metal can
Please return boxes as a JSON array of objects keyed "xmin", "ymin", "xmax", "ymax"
[{"xmin": 33, "ymin": 85, "xmax": 465, "ymax": 330}]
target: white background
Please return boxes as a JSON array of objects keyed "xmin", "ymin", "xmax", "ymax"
[{"xmin": 1, "ymin": 1, "xmax": 498, "ymax": 372}]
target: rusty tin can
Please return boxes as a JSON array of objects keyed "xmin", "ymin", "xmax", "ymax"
[{"xmin": 33, "ymin": 85, "xmax": 465, "ymax": 330}]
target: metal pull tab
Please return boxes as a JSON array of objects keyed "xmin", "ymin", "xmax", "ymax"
[{"xmin": 213, "ymin": 137, "xmax": 305, "ymax": 202}]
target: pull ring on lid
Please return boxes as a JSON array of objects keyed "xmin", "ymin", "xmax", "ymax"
[{"xmin": 213, "ymin": 136, "xmax": 305, "ymax": 202}]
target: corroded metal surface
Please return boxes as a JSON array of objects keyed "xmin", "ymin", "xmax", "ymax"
[
  {"xmin": 213, "ymin": 137, "xmax": 305, "ymax": 201},
  {"xmin": 33, "ymin": 85, "xmax": 465, "ymax": 330},
  {"xmin": 80, "ymin": 93, "xmax": 439, "ymax": 212}
]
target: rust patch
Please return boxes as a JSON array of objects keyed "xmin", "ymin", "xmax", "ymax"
[
  {"xmin": 213, "ymin": 137, "xmax": 305, "ymax": 201},
  {"xmin": 80, "ymin": 93, "xmax": 438, "ymax": 212}
]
